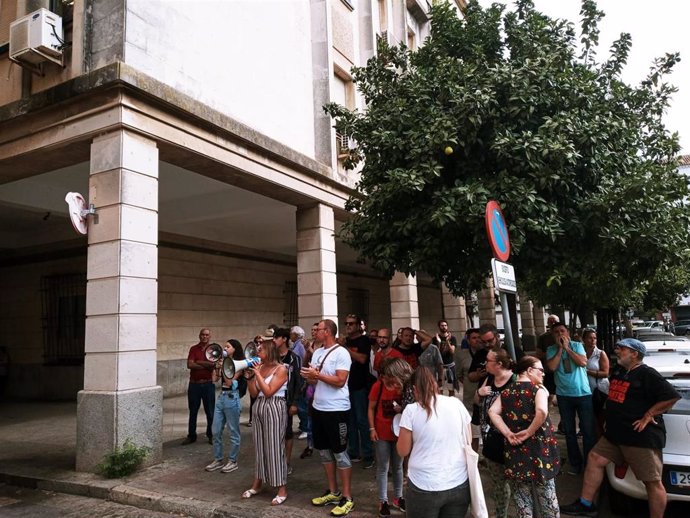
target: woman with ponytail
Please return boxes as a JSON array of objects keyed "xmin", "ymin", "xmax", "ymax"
[
  {"xmin": 475, "ymin": 348, "xmax": 515, "ymax": 518},
  {"xmin": 397, "ymin": 366, "xmax": 484, "ymax": 517}
]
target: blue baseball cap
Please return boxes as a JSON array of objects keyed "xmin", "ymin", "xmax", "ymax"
[{"xmin": 615, "ymin": 338, "xmax": 646, "ymax": 355}]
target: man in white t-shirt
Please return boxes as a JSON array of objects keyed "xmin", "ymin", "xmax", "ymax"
[{"xmin": 300, "ymin": 319, "xmax": 355, "ymax": 516}]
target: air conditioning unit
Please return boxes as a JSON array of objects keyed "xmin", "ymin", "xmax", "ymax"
[
  {"xmin": 9, "ymin": 8, "xmax": 64, "ymax": 72},
  {"xmin": 336, "ymin": 132, "xmax": 356, "ymax": 159}
]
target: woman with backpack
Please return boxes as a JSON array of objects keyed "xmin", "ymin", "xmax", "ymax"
[{"xmin": 205, "ymin": 339, "xmax": 246, "ymax": 473}]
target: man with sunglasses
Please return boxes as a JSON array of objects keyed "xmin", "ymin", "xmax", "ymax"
[
  {"xmin": 546, "ymin": 322, "xmax": 595, "ymax": 476},
  {"xmin": 341, "ymin": 314, "xmax": 375, "ymax": 468},
  {"xmin": 301, "ymin": 320, "xmax": 355, "ymax": 516}
]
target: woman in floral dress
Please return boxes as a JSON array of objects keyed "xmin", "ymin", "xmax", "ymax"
[{"xmin": 488, "ymin": 355, "xmax": 561, "ymax": 518}]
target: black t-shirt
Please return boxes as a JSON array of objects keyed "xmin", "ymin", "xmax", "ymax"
[
  {"xmin": 433, "ymin": 334, "xmax": 458, "ymax": 364},
  {"xmin": 469, "ymin": 348, "xmax": 490, "ymax": 373},
  {"xmin": 393, "ymin": 342, "xmax": 423, "ymax": 369},
  {"xmin": 346, "ymin": 335, "xmax": 371, "ymax": 391},
  {"xmin": 604, "ymin": 364, "xmax": 680, "ymax": 449},
  {"xmin": 537, "ymin": 331, "xmax": 556, "ymax": 353},
  {"xmin": 281, "ymin": 350, "xmax": 302, "ymax": 406}
]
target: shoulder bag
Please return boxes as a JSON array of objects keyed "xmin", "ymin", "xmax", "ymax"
[{"xmin": 460, "ymin": 420, "xmax": 488, "ymax": 518}]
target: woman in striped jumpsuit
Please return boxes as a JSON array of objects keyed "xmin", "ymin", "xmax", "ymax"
[{"xmin": 242, "ymin": 334, "xmax": 289, "ymax": 505}]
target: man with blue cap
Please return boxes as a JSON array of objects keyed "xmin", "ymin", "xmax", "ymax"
[{"xmin": 561, "ymin": 338, "xmax": 680, "ymax": 518}]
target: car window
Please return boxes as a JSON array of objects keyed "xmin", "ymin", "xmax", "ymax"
[{"xmin": 667, "ymin": 380, "xmax": 690, "ymax": 415}]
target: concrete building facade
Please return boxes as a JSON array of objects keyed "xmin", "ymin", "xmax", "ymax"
[{"xmin": 0, "ymin": 0, "xmax": 476, "ymax": 470}]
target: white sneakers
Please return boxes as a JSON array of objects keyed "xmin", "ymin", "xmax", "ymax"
[
  {"xmin": 221, "ymin": 460, "xmax": 239, "ymax": 473},
  {"xmin": 205, "ymin": 459, "xmax": 224, "ymax": 472},
  {"xmin": 205, "ymin": 459, "xmax": 238, "ymax": 473}
]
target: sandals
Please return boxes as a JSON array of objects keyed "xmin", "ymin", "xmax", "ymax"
[
  {"xmin": 272, "ymin": 494, "xmax": 288, "ymax": 506},
  {"xmin": 242, "ymin": 487, "xmax": 285, "ymax": 505},
  {"xmin": 242, "ymin": 488, "xmax": 260, "ymax": 499}
]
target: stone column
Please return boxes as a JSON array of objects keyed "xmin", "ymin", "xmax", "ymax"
[
  {"xmin": 76, "ymin": 130, "xmax": 162, "ymax": 472},
  {"xmin": 296, "ymin": 204, "xmax": 338, "ymax": 329},
  {"xmin": 478, "ymin": 277, "xmax": 496, "ymax": 326},
  {"xmin": 389, "ymin": 272, "xmax": 420, "ymax": 332},
  {"xmin": 533, "ymin": 305, "xmax": 547, "ymax": 335},
  {"xmin": 441, "ymin": 284, "xmax": 467, "ymax": 336},
  {"xmin": 519, "ymin": 291, "xmax": 536, "ymax": 351},
  {"xmin": 310, "ymin": 0, "xmax": 334, "ymax": 165}
]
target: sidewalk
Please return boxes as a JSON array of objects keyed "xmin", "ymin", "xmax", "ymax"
[{"xmin": 0, "ymin": 395, "xmax": 579, "ymax": 517}]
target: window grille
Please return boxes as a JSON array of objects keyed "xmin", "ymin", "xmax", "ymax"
[
  {"xmin": 283, "ymin": 281, "xmax": 298, "ymax": 328},
  {"xmin": 40, "ymin": 273, "xmax": 86, "ymax": 365}
]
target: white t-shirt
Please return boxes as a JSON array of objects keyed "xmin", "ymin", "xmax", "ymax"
[
  {"xmin": 399, "ymin": 395, "xmax": 469, "ymax": 491},
  {"xmin": 311, "ymin": 345, "xmax": 352, "ymax": 412}
]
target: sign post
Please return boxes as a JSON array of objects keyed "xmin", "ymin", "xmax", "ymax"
[{"xmin": 485, "ymin": 201, "xmax": 517, "ymax": 361}]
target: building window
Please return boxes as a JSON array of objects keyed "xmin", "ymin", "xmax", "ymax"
[
  {"xmin": 332, "ymin": 70, "xmax": 355, "ymax": 109},
  {"xmin": 283, "ymin": 281, "xmax": 298, "ymax": 328},
  {"xmin": 41, "ymin": 273, "xmax": 86, "ymax": 365},
  {"xmin": 347, "ymin": 288, "xmax": 370, "ymax": 327}
]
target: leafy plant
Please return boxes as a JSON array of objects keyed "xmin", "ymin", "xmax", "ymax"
[
  {"xmin": 97, "ymin": 439, "xmax": 150, "ymax": 478},
  {"xmin": 325, "ymin": 0, "xmax": 690, "ymax": 313}
]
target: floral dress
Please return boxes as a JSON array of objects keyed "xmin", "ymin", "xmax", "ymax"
[{"xmin": 500, "ymin": 381, "xmax": 560, "ymax": 481}]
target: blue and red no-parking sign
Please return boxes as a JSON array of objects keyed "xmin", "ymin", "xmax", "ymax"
[{"xmin": 485, "ymin": 201, "xmax": 510, "ymax": 262}]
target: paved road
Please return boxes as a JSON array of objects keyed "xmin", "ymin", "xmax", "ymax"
[{"xmin": 0, "ymin": 484, "xmax": 191, "ymax": 518}]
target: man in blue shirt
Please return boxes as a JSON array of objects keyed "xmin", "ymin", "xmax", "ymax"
[{"xmin": 546, "ymin": 322, "xmax": 595, "ymax": 475}]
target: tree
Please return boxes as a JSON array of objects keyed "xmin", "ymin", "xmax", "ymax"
[{"xmin": 326, "ymin": 0, "xmax": 690, "ymax": 312}]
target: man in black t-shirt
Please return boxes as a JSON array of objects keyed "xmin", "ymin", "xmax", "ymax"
[
  {"xmin": 561, "ymin": 338, "xmax": 680, "ymax": 518},
  {"xmin": 275, "ymin": 327, "xmax": 302, "ymax": 475},
  {"xmin": 432, "ymin": 320, "xmax": 459, "ymax": 396},
  {"xmin": 341, "ymin": 314, "xmax": 374, "ymax": 467}
]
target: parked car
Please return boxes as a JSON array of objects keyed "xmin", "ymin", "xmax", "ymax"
[
  {"xmin": 605, "ymin": 357, "xmax": 690, "ymax": 513},
  {"xmin": 633, "ymin": 320, "xmax": 665, "ymax": 331},
  {"xmin": 674, "ymin": 320, "xmax": 690, "ymax": 336},
  {"xmin": 634, "ymin": 330, "xmax": 682, "ymax": 341},
  {"xmin": 636, "ymin": 338, "xmax": 690, "ymax": 354}
]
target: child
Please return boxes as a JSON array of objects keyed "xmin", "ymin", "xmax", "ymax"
[{"xmin": 368, "ymin": 358, "xmax": 413, "ymax": 517}]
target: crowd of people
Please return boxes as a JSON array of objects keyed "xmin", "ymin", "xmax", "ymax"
[{"xmin": 181, "ymin": 315, "xmax": 681, "ymax": 518}]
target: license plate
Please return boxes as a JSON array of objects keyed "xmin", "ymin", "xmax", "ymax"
[{"xmin": 670, "ymin": 471, "xmax": 690, "ymax": 486}]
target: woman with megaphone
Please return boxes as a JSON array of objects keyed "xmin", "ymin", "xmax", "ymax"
[
  {"xmin": 241, "ymin": 331, "xmax": 290, "ymax": 506},
  {"xmin": 204, "ymin": 339, "xmax": 246, "ymax": 474}
]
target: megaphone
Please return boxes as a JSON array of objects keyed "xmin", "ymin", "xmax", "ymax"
[
  {"xmin": 222, "ymin": 356, "xmax": 261, "ymax": 379},
  {"xmin": 205, "ymin": 343, "xmax": 223, "ymax": 362},
  {"xmin": 244, "ymin": 341, "xmax": 258, "ymax": 359}
]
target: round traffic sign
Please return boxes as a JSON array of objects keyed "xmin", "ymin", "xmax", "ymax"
[{"xmin": 485, "ymin": 201, "xmax": 510, "ymax": 262}]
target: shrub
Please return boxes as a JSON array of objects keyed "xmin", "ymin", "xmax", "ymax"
[{"xmin": 97, "ymin": 439, "xmax": 151, "ymax": 478}]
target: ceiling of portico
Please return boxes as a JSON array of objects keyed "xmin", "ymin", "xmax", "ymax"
[{"xmin": 0, "ymin": 161, "xmax": 360, "ymax": 266}]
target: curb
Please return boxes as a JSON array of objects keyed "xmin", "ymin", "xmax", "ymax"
[{"xmin": 0, "ymin": 471, "xmax": 240, "ymax": 518}]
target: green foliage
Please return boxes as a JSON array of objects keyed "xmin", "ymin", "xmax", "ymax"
[
  {"xmin": 97, "ymin": 439, "xmax": 150, "ymax": 478},
  {"xmin": 325, "ymin": 0, "xmax": 690, "ymax": 310}
]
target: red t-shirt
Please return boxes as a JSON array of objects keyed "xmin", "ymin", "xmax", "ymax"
[
  {"xmin": 373, "ymin": 348, "xmax": 404, "ymax": 376},
  {"xmin": 369, "ymin": 380, "xmax": 401, "ymax": 442},
  {"xmin": 188, "ymin": 343, "xmax": 213, "ymax": 382}
]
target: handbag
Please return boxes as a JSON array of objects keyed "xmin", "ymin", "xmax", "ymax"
[
  {"xmin": 481, "ymin": 428, "xmax": 505, "ymax": 464},
  {"xmin": 471, "ymin": 403, "xmax": 481, "ymax": 425},
  {"xmin": 461, "ymin": 423, "xmax": 489, "ymax": 518}
]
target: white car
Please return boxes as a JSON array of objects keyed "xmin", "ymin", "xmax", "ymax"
[
  {"xmin": 632, "ymin": 320, "xmax": 665, "ymax": 331},
  {"xmin": 605, "ymin": 358, "xmax": 690, "ymax": 513}
]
